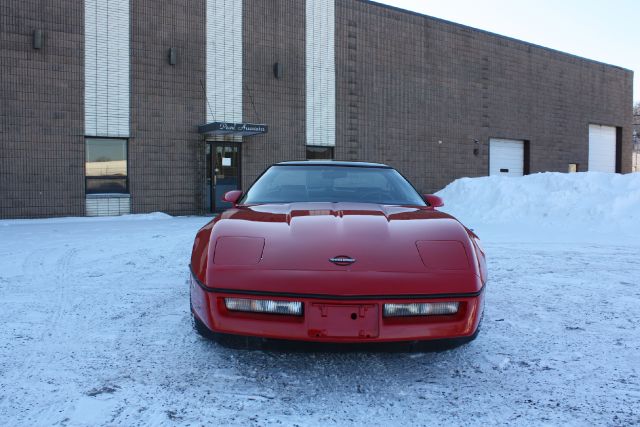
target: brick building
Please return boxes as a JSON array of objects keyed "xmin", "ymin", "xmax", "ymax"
[
  {"xmin": 633, "ymin": 105, "xmax": 640, "ymax": 172},
  {"xmin": 0, "ymin": 0, "xmax": 634, "ymax": 218}
]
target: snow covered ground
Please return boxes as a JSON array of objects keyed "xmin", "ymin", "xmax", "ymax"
[{"xmin": 1, "ymin": 172, "xmax": 639, "ymax": 426}]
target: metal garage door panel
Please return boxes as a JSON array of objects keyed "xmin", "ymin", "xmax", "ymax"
[
  {"xmin": 588, "ymin": 124, "xmax": 616, "ymax": 172},
  {"xmin": 490, "ymin": 139, "xmax": 524, "ymax": 176}
]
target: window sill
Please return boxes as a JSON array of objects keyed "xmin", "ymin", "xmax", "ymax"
[{"xmin": 86, "ymin": 193, "xmax": 130, "ymax": 199}]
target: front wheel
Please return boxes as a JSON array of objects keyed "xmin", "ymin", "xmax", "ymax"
[{"xmin": 191, "ymin": 305, "xmax": 215, "ymax": 340}]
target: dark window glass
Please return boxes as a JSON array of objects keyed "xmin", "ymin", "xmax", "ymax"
[
  {"xmin": 86, "ymin": 178, "xmax": 128, "ymax": 193},
  {"xmin": 241, "ymin": 165, "xmax": 426, "ymax": 206},
  {"xmin": 86, "ymin": 138, "xmax": 128, "ymax": 194},
  {"xmin": 306, "ymin": 146, "xmax": 334, "ymax": 160}
]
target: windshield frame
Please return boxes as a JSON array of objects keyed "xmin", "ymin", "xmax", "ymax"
[{"xmin": 238, "ymin": 163, "xmax": 428, "ymax": 207}]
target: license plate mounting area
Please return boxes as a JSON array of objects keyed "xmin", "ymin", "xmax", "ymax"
[{"xmin": 307, "ymin": 303, "xmax": 379, "ymax": 339}]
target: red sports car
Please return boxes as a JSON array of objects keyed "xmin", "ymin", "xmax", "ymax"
[{"xmin": 190, "ymin": 161, "xmax": 486, "ymax": 347}]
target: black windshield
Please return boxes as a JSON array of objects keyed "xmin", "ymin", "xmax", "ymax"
[{"xmin": 241, "ymin": 165, "xmax": 426, "ymax": 206}]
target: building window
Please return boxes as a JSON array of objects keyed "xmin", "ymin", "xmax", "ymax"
[
  {"xmin": 306, "ymin": 146, "xmax": 334, "ymax": 160},
  {"xmin": 85, "ymin": 138, "xmax": 128, "ymax": 194}
]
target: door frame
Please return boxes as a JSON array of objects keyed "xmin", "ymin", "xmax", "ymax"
[{"xmin": 209, "ymin": 140, "xmax": 242, "ymax": 213}]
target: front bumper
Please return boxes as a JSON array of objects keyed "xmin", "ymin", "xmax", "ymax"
[{"xmin": 190, "ymin": 272, "xmax": 485, "ymax": 343}]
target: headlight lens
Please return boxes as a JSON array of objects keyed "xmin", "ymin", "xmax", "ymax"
[
  {"xmin": 224, "ymin": 298, "xmax": 303, "ymax": 316},
  {"xmin": 383, "ymin": 302, "xmax": 459, "ymax": 317}
]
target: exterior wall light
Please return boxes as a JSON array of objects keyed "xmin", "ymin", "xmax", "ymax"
[
  {"xmin": 273, "ymin": 62, "xmax": 283, "ymax": 79},
  {"xmin": 168, "ymin": 47, "xmax": 177, "ymax": 65},
  {"xmin": 33, "ymin": 29, "xmax": 44, "ymax": 49}
]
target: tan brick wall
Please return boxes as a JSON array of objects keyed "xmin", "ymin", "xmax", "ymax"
[
  {"xmin": 0, "ymin": 0, "xmax": 85, "ymax": 218},
  {"xmin": 129, "ymin": 0, "xmax": 206, "ymax": 215},
  {"xmin": 0, "ymin": 0, "xmax": 634, "ymax": 218},
  {"xmin": 241, "ymin": 0, "xmax": 307, "ymax": 188},
  {"xmin": 633, "ymin": 107, "xmax": 640, "ymax": 172},
  {"xmin": 333, "ymin": 0, "xmax": 634, "ymax": 192}
]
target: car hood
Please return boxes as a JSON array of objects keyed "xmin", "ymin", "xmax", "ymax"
[{"xmin": 208, "ymin": 202, "xmax": 473, "ymax": 274}]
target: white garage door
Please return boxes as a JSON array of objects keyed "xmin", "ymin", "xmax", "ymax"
[
  {"xmin": 588, "ymin": 124, "xmax": 616, "ymax": 172},
  {"xmin": 489, "ymin": 139, "xmax": 524, "ymax": 176}
]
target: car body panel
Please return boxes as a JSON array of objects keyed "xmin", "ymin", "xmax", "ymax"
[
  {"xmin": 190, "ymin": 273, "xmax": 484, "ymax": 343},
  {"xmin": 190, "ymin": 163, "xmax": 487, "ymax": 343}
]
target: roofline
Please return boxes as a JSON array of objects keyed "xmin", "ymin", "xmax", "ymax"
[
  {"xmin": 274, "ymin": 160, "xmax": 392, "ymax": 168},
  {"xmin": 359, "ymin": 0, "xmax": 633, "ymax": 74}
]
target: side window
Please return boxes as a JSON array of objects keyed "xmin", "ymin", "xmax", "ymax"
[{"xmin": 85, "ymin": 138, "xmax": 128, "ymax": 194}]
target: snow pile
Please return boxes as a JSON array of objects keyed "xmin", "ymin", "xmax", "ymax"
[
  {"xmin": 0, "ymin": 212, "xmax": 172, "ymax": 226},
  {"xmin": 437, "ymin": 172, "xmax": 640, "ymax": 238},
  {"xmin": 1, "ymin": 176, "xmax": 640, "ymax": 424}
]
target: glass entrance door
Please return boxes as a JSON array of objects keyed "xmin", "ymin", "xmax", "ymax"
[{"xmin": 211, "ymin": 143, "xmax": 241, "ymax": 212}]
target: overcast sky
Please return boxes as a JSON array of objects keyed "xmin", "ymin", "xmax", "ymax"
[{"xmin": 378, "ymin": 0, "xmax": 638, "ymax": 103}]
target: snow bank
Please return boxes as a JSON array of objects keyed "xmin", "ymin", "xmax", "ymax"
[
  {"xmin": 437, "ymin": 172, "xmax": 640, "ymax": 240},
  {"xmin": 0, "ymin": 212, "xmax": 173, "ymax": 227}
]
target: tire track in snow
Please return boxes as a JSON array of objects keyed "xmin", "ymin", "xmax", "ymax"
[{"xmin": 0, "ymin": 248, "xmax": 78, "ymax": 422}]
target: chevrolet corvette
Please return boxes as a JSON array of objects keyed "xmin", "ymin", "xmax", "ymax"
[{"xmin": 189, "ymin": 161, "xmax": 486, "ymax": 347}]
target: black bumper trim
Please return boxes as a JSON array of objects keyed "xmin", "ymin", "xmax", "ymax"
[{"xmin": 189, "ymin": 264, "xmax": 485, "ymax": 301}]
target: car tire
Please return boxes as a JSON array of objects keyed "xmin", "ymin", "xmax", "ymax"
[
  {"xmin": 209, "ymin": 332, "xmax": 259, "ymax": 350},
  {"xmin": 190, "ymin": 306, "xmax": 258, "ymax": 349},
  {"xmin": 191, "ymin": 305, "xmax": 216, "ymax": 340},
  {"xmin": 469, "ymin": 303, "xmax": 485, "ymax": 341},
  {"xmin": 454, "ymin": 308, "xmax": 483, "ymax": 346},
  {"xmin": 412, "ymin": 310, "xmax": 484, "ymax": 351}
]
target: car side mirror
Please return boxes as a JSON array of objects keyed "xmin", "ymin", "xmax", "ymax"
[
  {"xmin": 423, "ymin": 194, "xmax": 444, "ymax": 208},
  {"xmin": 223, "ymin": 190, "xmax": 243, "ymax": 206}
]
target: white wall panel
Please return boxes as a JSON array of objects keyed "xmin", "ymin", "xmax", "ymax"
[
  {"xmin": 588, "ymin": 124, "xmax": 616, "ymax": 172},
  {"xmin": 306, "ymin": 0, "xmax": 335, "ymax": 147},
  {"xmin": 489, "ymin": 139, "xmax": 525, "ymax": 176},
  {"xmin": 206, "ymin": 0, "xmax": 243, "ymax": 123},
  {"xmin": 85, "ymin": 0, "xmax": 130, "ymax": 137},
  {"xmin": 86, "ymin": 195, "xmax": 131, "ymax": 216}
]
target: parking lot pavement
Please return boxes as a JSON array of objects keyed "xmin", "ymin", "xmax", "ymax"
[{"xmin": 0, "ymin": 215, "xmax": 639, "ymax": 426}]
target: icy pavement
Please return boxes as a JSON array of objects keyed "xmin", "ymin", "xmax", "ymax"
[{"xmin": 1, "ymin": 174, "xmax": 640, "ymax": 425}]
